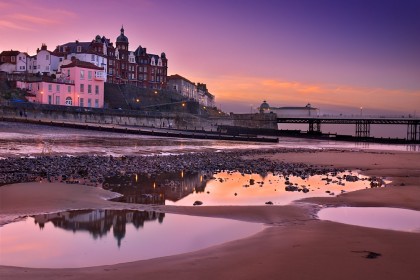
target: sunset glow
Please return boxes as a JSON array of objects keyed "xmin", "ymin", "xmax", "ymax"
[{"xmin": 1, "ymin": 0, "xmax": 419, "ymax": 114}]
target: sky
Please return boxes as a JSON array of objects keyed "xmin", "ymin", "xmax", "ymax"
[{"xmin": 1, "ymin": 0, "xmax": 419, "ymax": 115}]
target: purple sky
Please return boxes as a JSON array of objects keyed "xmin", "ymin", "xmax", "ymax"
[{"xmin": 1, "ymin": 0, "xmax": 419, "ymax": 114}]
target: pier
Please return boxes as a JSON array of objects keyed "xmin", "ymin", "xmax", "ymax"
[{"xmin": 277, "ymin": 116, "xmax": 420, "ymax": 141}]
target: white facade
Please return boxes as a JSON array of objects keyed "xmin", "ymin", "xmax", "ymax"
[
  {"xmin": 27, "ymin": 56, "xmax": 37, "ymax": 73},
  {"xmin": 16, "ymin": 53, "xmax": 29, "ymax": 72},
  {"xmin": 0, "ymin": 63, "xmax": 15, "ymax": 73},
  {"xmin": 36, "ymin": 49, "xmax": 61, "ymax": 74}
]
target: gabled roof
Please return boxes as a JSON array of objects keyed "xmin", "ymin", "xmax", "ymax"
[
  {"xmin": 61, "ymin": 59, "xmax": 104, "ymax": 70},
  {"xmin": 0, "ymin": 50, "xmax": 20, "ymax": 56},
  {"xmin": 55, "ymin": 42, "xmax": 92, "ymax": 54},
  {"xmin": 167, "ymin": 74, "xmax": 194, "ymax": 85}
]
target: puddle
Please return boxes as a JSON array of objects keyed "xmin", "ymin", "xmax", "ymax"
[
  {"xmin": 104, "ymin": 170, "xmax": 378, "ymax": 206},
  {"xmin": 0, "ymin": 209, "xmax": 261, "ymax": 268},
  {"xmin": 317, "ymin": 207, "xmax": 420, "ymax": 233}
]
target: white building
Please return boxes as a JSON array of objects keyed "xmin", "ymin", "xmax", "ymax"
[
  {"xmin": 16, "ymin": 52, "xmax": 29, "ymax": 72},
  {"xmin": 167, "ymin": 74, "xmax": 197, "ymax": 100},
  {"xmin": 53, "ymin": 39, "xmax": 108, "ymax": 82},
  {"xmin": 33, "ymin": 44, "xmax": 62, "ymax": 75}
]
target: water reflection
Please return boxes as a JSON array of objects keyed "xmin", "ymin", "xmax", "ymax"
[
  {"xmin": 0, "ymin": 210, "xmax": 261, "ymax": 268},
  {"xmin": 33, "ymin": 210, "xmax": 165, "ymax": 247},
  {"xmin": 103, "ymin": 171, "xmax": 211, "ymax": 204},
  {"xmin": 317, "ymin": 207, "xmax": 420, "ymax": 233},
  {"xmin": 103, "ymin": 170, "xmax": 378, "ymax": 206}
]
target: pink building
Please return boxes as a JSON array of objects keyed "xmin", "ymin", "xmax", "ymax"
[{"xmin": 22, "ymin": 59, "xmax": 105, "ymax": 108}]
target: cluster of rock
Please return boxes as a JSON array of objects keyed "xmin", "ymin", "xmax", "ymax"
[{"xmin": 0, "ymin": 148, "xmax": 342, "ymax": 187}]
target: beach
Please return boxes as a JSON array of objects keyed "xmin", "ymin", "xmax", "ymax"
[{"xmin": 1, "ymin": 147, "xmax": 420, "ymax": 279}]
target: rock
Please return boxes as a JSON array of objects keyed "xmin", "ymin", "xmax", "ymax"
[
  {"xmin": 265, "ymin": 201, "xmax": 273, "ymax": 205},
  {"xmin": 193, "ymin": 201, "xmax": 203, "ymax": 206}
]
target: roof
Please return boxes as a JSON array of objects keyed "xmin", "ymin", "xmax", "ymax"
[
  {"xmin": 167, "ymin": 74, "xmax": 194, "ymax": 85},
  {"xmin": 116, "ymin": 26, "xmax": 128, "ymax": 43},
  {"xmin": 55, "ymin": 42, "xmax": 92, "ymax": 54},
  {"xmin": 0, "ymin": 50, "xmax": 20, "ymax": 56},
  {"xmin": 61, "ymin": 59, "xmax": 104, "ymax": 70}
]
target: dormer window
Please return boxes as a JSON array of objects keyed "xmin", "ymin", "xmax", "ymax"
[{"xmin": 77, "ymin": 46, "xmax": 82, "ymax": 53}]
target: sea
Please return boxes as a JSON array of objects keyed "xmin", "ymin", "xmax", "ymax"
[{"xmin": 0, "ymin": 121, "xmax": 419, "ymax": 157}]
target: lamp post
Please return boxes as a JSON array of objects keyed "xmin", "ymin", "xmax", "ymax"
[{"xmin": 360, "ymin": 107, "xmax": 363, "ymax": 117}]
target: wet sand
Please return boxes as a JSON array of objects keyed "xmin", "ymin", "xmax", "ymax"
[{"xmin": 1, "ymin": 149, "xmax": 420, "ymax": 279}]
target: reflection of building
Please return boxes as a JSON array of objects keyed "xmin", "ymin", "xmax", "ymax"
[
  {"xmin": 259, "ymin": 100, "xmax": 319, "ymax": 117},
  {"xmin": 103, "ymin": 171, "xmax": 211, "ymax": 204},
  {"xmin": 33, "ymin": 210, "xmax": 164, "ymax": 247}
]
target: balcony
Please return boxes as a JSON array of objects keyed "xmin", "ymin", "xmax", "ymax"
[{"xmin": 95, "ymin": 71, "xmax": 105, "ymax": 81}]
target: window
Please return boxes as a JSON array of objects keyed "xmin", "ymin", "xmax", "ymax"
[
  {"xmin": 65, "ymin": 97, "xmax": 72, "ymax": 105},
  {"xmin": 77, "ymin": 46, "xmax": 82, "ymax": 52},
  {"xmin": 88, "ymin": 71, "xmax": 92, "ymax": 80},
  {"xmin": 67, "ymin": 69, "xmax": 70, "ymax": 76},
  {"xmin": 68, "ymin": 86, "xmax": 71, "ymax": 93},
  {"xmin": 55, "ymin": 96, "xmax": 60, "ymax": 105},
  {"xmin": 11, "ymin": 57, "xmax": 15, "ymax": 62},
  {"xmin": 55, "ymin": 85, "xmax": 60, "ymax": 92},
  {"xmin": 95, "ymin": 99, "xmax": 99, "ymax": 108},
  {"xmin": 87, "ymin": 98, "xmax": 92, "ymax": 107},
  {"xmin": 95, "ymin": 85, "xmax": 99, "ymax": 94},
  {"xmin": 88, "ymin": 84, "xmax": 92, "ymax": 94},
  {"xmin": 91, "ymin": 54, "xmax": 95, "ymax": 61},
  {"xmin": 48, "ymin": 95, "xmax": 52, "ymax": 104},
  {"xmin": 80, "ymin": 70, "xmax": 84, "ymax": 79},
  {"xmin": 46, "ymin": 55, "xmax": 49, "ymax": 60},
  {"xmin": 48, "ymin": 84, "xmax": 52, "ymax": 91},
  {"xmin": 80, "ymin": 98, "xmax": 84, "ymax": 107},
  {"xmin": 80, "ymin": 84, "xmax": 84, "ymax": 93}
]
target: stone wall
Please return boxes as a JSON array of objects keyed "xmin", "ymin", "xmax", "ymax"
[{"xmin": 0, "ymin": 105, "xmax": 278, "ymax": 132}]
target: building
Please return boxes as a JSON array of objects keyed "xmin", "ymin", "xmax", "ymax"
[
  {"xmin": 0, "ymin": 50, "xmax": 20, "ymax": 73},
  {"xmin": 196, "ymin": 83, "xmax": 215, "ymax": 107},
  {"xmin": 18, "ymin": 58, "xmax": 105, "ymax": 108},
  {"xmin": 28, "ymin": 44, "xmax": 63, "ymax": 75},
  {"xmin": 53, "ymin": 38, "xmax": 109, "ymax": 81},
  {"xmin": 167, "ymin": 74, "xmax": 196, "ymax": 100},
  {"xmin": 16, "ymin": 52, "xmax": 29, "ymax": 72},
  {"xmin": 53, "ymin": 26, "xmax": 168, "ymax": 88},
  {"xmin": 259, "ymin": 101, "xmax": 319, "ymax": 116},
  {"xmin": 167, "ymin": 75, "xmax": 215, "ymax": 107}
]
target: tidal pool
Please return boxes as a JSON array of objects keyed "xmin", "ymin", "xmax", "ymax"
[
  {"xmin": 0, "ymin": 209, "xmax": 262, "ymax": 268},
  {"xmin": 105, "ymin": 170, "xmax": 378, "ymax": 206},
  {"xmin": 317, "ymin": 207, "xmax": 420, "ymax": 233}
]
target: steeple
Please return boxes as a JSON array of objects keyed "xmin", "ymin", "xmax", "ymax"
[{"xmin": 116, "ymin": 25, "xmax": 129, "ymax": 43}]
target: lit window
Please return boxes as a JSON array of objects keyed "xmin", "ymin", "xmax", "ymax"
[{"xmin": 65, "ymin": 97, "xmax": 72, "ymax": 105}]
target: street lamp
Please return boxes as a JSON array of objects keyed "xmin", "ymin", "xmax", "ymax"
[{"xmin": 360, "ymin": 107, "xmax": 363, "ymax": 117}]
